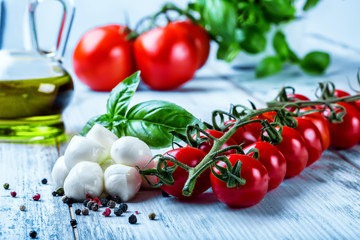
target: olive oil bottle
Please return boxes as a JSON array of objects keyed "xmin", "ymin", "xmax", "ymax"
[{"xmin": 0, "ymin": 0, "xmax": 75, "ymax": 141}]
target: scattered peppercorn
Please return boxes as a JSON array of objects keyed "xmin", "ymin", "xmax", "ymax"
[
  {"xmin": 161, "ymin": 190, "xmax": 170, "ymax": 197},
  {"xmin": 135, "ymin": 211, "xmax": 140, "ymax": 215},
  {"xmin": 86, "ymin": 201, "xmax": 95, "ymax": 209},
  {"xmin": 102, "ymin": 208, "xmax": 111, "ymax": 217},
  {"xmin": 41, "ymin": 178, "xmax": 48, "ymax": 184},
  {"xmin": 32, "ymin": 193, "xmax": 41, "ymax": 201},
  {"xmin": 113, "ymin": 195, "xmax": 122, "ymax": 204},
  {"xmin": 19, "ymin": 205, "xmax": 26, "ymax": 211},
  {"xmin": 29, "ymin": 230, "xmax": 37, "ymax": 239},
  {"xmin": 75, "ymin": 209, "xmax": 81, "ymax": 215},
  {"xmin": 55, "ymin": 187, "xmax": 64, "ymax": 196},
  {"xmin": 52, "ymin": 191, "xmax": 57, "ymax": 197},
  {"xmin": 3, "ymin": 183, "xmax": 9, "ymax": 190},
  {"xmin": 83, "ymin": 199, "xmax": 89, "ymax": 207},
  {"xmin": 129, "ymin": 214, "xmax": 137, "ymax": 224},
  {"xmin": 107, "ymin": 200, "xmax": 116, "ymax": 208},
  {"xmin": 70, "ymin": 219, "xmax": 77, "ymax": 227},
  {"xmin": 148, "ymin": 212, "xmax": 156, "ymax": 220},
  {"xmin": 114, "ymin": 208, "xmax": 123, "ymax": 216},
  {"xmin": 82, "ymin": 208, "xmax": 89, "ymax": 215},
  {"xmin": 61, "ymin": 195, "xmax": 68, "ymax": 203},
  {"xmin": 106, "ymin": 195, "xmax": 113, "ymax": 201},
  {"xmin": 119, "ymin": 203, "xmax": 128, "ymax": 213},
  {"xmin": 64, "ymin": 197, "xmax": 75, "ymax": 206},
  {"xmin": 10, "ymin": 191, "xmax": 16, "ymax": 197},
  {"xmin": 100, "ymin": 198, "xmax": 108, "ymax": 207},
  {"xmin": 92, "ymin": 197, "xmax": 101, "ymax": 205},
  {"xmin": 91, "ymin": 203, "xmax": 99, "ymax": 211}
]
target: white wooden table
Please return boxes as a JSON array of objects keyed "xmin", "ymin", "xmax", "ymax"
[{"xmin": 1, "ymin": 35, "xmax": 360, "ymax": 239}]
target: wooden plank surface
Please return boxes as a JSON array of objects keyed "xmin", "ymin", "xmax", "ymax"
[
  {"xmin": 64, "ymin": 151, "xmax": 360, "ymax": 240},
  {"xmin": 0, "ymin": 143, "xmax": 74, "ymax": 240}
]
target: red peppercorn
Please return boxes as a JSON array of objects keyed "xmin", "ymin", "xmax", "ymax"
[
  {"xmin": 135, "ymin": 211, "xmax": 140, "ymax": 215},
  {"xmin": 10, "ymin": 191, "xmax": 16, "ymax": 197},
  {"xmin": 32, "ymin": 193, "xmax": 41, "ymax": 201},
  {"xmin": 92, "ymin": 197, "xmax": 101, "ymax": 205},
  {"xmin": 102, "ymin": 208, "xmax": 111, "ymax": 217}
]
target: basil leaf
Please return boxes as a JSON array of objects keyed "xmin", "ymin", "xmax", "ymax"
[
  {"xmin": 300, "ymin": 51, "xmax": 330, "ymax": 75},
  {"xmin": 273, "ymin": 31, "xmax": 289, "ymax": 61},
  {"xmin": 123, "ymin": 100, "xmax": 202, "ymax": 148},
  {"xmin": 256, "ymin": 56, "xmax": 283, "ymax": 78},
  {"xmin": 241, "ymin": 26, "xmax": 266, "ymax": 54},
  {"xmin": 262, "ymin": 0, "xmax": 295, "ymax": 21},
  {"xmin": 303, "ymin": 0, "xmax": 321, "ymax": 11},
  {"xmin": 80, "ymin": 114, "xmax": 115, "ymax": 136},
  {"xmin": 217, "ymin": 42, "xmax": 241, "ymax": 62},
  {"xmin": 106, "ymin": 71, "xmax": 141, "ymax": 117},
  {"xmin": 203, "ymin": 0, "xmax": 237, "ymax": 42}
]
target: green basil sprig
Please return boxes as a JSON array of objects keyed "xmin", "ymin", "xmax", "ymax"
[{"xmin": 80, "ymin": 71, "xmax": 202, "ymax": 148}]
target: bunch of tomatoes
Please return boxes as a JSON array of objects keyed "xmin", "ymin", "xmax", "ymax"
[
  {"xmin": 72, "ymin": 20, "xmax": 210, "ymax": 91},
  {"xmin": 145, "ymin": 88, "xmax": 360, "ymax": 208}
]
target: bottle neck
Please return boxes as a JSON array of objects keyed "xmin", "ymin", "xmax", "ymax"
[{"xmin": 0, "ymin": 0, "xmax": 33, "ymax": 51}]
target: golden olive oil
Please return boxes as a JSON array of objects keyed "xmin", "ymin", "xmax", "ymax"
[{"xmin": 0, "ymin": 73, "xmax": 73, "ymax": 141}]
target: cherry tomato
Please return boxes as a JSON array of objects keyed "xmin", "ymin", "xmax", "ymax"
[
  {"xmin": 299, "ymin": 108, "xmax": 331, "ymax": 150},
  {"xmin": 193, "ymin": 129, "xmax": 238, "ymax": 155},
  {"xmin": 210, "ymin": 154, "xmax": 269, "ymax": 208},
  {"xmin": 171, "ymin": 20, "xmax": 210, "ymax": 69},
  {"xmin": 324, "ymin": 102, "xmax": 360, "ymax": 149},
  {"xmin": 334, "ymin": 89, "xmax": 360, "ymax": 110},
  {"xmin": 134, "ymin": 22, "xmax": 200, "ymax": 90},
  {"xmin": 286, "ymin": 93, "xmax": 311, "ymax": 111},
  {"xmin": 224, "ymin": 120, "xmax": 259, "ymax": 147},
  {"xmin": 293, "ymin": 117, "xmax": 323, "ymax": 166},
  {"xmin": 244, "ymin": 142, "xmax": 286, "ymax": 191},
  {"xmin": 73, "ymin": 25, "xmax": 136, "ymax": 91},
  {"xmin": 160, "ymin": 147, "xmax": 209, "ymax": 198},
  {"xmin": 271, "ymin": 126, "xmax": 309, "ymax": 178},
  {"xmin": 249, "ymin": 111, "xmax": 277, "ymax": 133}
]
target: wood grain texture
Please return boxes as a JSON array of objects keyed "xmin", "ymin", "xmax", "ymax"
[
  {"xmin": 0, "ymin": 143, "xmax": 74, "ymax": 240},
  {"xmin": 65, "ymin": 151, "xmax": 360, "ymax": 240},
  {"xmin": 334, "ymin": 145, "xmax": 360, "ymax": 169}
]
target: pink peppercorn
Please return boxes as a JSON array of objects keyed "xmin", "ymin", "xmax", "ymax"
[
  {"xmin": 32, "ymin": 193, "xmax": 41, "ymax": 201},
  {"xmin": 102, "ymin": 208, "xmax": 111, "ymax": 217},
  {"xmin": 10, "ymin": 191, "xmax": 16, "ymax": 197}
]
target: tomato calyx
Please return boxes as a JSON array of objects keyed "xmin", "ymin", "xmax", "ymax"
[
  {"xmin": 260, "ymin": 121, "xmax": 283, "ymax": 145},
  {"xmin": 211, "ymin": 156, "xmax": 246, "ymax": 188}
]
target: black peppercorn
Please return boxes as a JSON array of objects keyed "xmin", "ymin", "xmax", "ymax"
[
  {"xmin": 75, "ymin": 209, "xmax": 81, "ymax": 215},
  {"xmin": 106, "ymin": 195, "xmax": 113, "ymax": 201},
  {"xmin": 129, "ymin": 214, "xmax": 137, "ymax": 224},
  {"xmin": 100, "ymin": 198, "xmax": 108, "ymax": 207},
  {"xmin": 41, "ymin": 178, "xmax": 48, "ymax": 184},
  {"xmin": 86, "ymin": 201, "xmax": 95, "ymax": 209},
  {"xmin": 82, "ymin": 208, "xmax": 89, "ymax": 215},
  {"xmin": 64, "ymin": 197, "xmax": 75, "ymax": 206},
  {"xmin": 29, "ymin": 230, "xmax": 37, "ymax": 238},
  {"xmin": 91, "ymin": 203, "xmax": 99, "ymax": 211},
  {"xmin": 114, "ymin": 207, "xmax": 123, "ymax": 216},
  {"xmin": 19, "ymin": 205, "xmax": 26, "ymax": 211},
  {"xmin": 52, "ymin": 191, "xmax": 57, "ymax": 197},
  {"xmin": 107, "ymin": 200, "xmax": 116, "ymax": 208},
  {"xmin": 148, "ymin": 212, "xmax": 156, "ymax": 220},
  {"xmin": 83, "ymin": 199, "xmax": 89, "ymax": 207},
  {"xmin": 3, "ymin": 183, "xmax": 9, "ymax": 190},
  {"xmin": 161, "ymin": 190, "xmax": 170, "ymax": 197},
  {"xmin": 119, "ymin": 203, "xmax": 128, "ymax": 212},
  {"xmin": 113, "ymin": 195, "xmax": 122, "ymax": 203},
  {"xmin": 70, "ymin": 219, "xmax": 77, "ymax": 227}
]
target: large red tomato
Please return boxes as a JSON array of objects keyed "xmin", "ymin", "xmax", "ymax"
[
  {"xmin": 170, "ymin": 21, "xmax": 210, "ymax": 69},
  {"xmin": 73, "ymin": 25, "xmax": 136, "ymax": 91},
  {"xmin": 134, "ymin": 22, "xmax": 200, "ymax": 90},
  {"xmin": 210, "ymin": 154, "xmax": 269, "ymax": 208},
  {"xmin": 160, "ymin": 147, "xmax": 210, "ymax": 198}
]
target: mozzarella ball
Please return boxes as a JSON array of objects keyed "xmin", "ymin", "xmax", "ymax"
[
  {"xmin": 51, "ymin": 156, "xmax": 69, "ymax": 188},
  {"xmin": 104, "ymin": 164, "xmax": 141, "ymax": 202},
  {"xmin": 64, "ymin": 136, "xmax": 108, "ymax": 170},
  {"xmin": 63, "ymin": 161, "xmax": 104, "ymax": 200},
  {"xmin": 86, "ymin": 124, "xmax": 118, "ymax": 153}
]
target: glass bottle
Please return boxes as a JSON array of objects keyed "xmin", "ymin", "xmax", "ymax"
[{"xmin": 0, "ymin": 0, "xmax": 75, "ymax": 141}]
